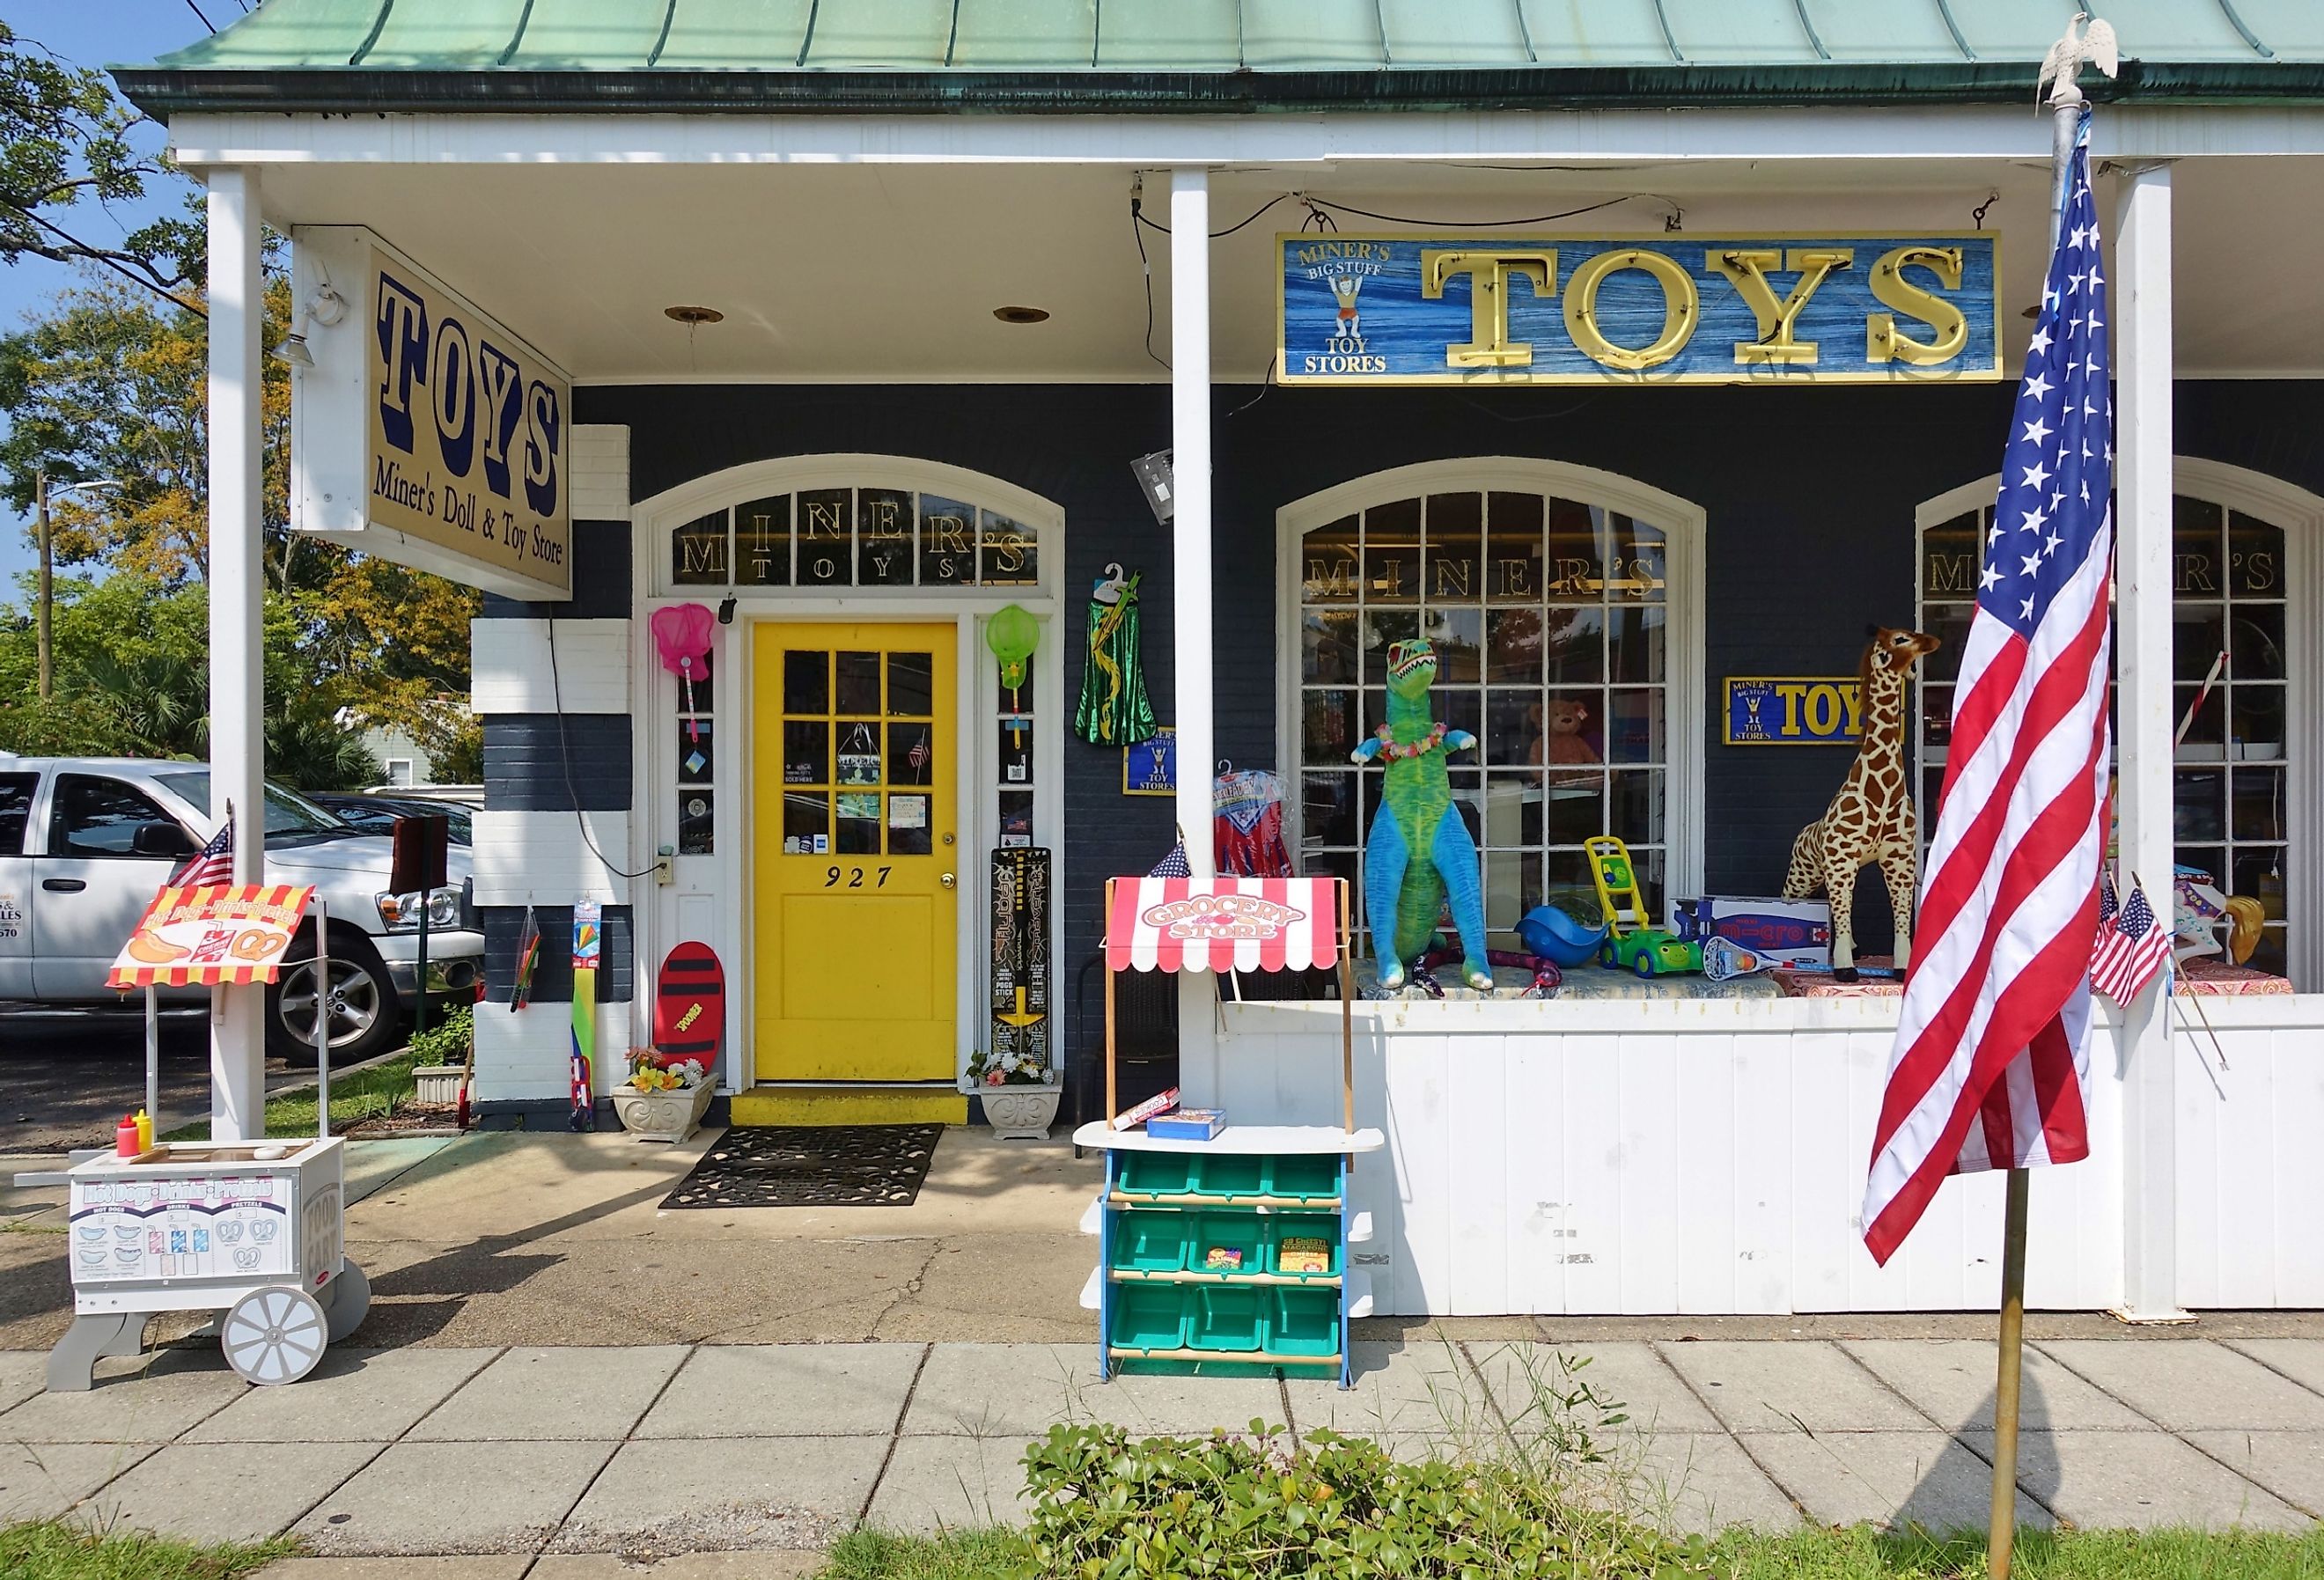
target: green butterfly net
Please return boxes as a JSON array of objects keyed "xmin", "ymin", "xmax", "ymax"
[{"xmin": 987, "ymin": 604, "xmax": 1039, "ymax": 690}]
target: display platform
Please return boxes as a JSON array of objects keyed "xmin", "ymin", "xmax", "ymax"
[
  {"xmin": 1074, "ymin": 1121, "xmax": 1386, "ymax": 1386},
  {"xmin": 1352, "ymin": 962, "xmax": 1782, "ymax": 1001},
  {"xmin": 1771, "ymin": 955, "xmax": 2293, "ymax": 997}
]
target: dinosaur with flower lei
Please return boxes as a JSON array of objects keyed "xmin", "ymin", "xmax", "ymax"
[{"xmin": 1350, "ymin": 639, "xmax": 1493, "ymax": 991}]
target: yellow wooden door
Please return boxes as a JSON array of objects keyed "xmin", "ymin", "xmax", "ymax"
[{"xmin": 753, "ymin": 624, "xmax": 956, "ymax": 1082}]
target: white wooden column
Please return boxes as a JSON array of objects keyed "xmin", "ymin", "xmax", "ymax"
[
  {"xmin": 1169, "ymin": 167, "xmax": 1215, "ymax": 876},
  {"xmin": 207, "ymin": 166, "xmax": 268, "ymax": 1140},
  {"xmin": 2114, "ymin": 161, "xmax": 2183, "ymax": 1320}
]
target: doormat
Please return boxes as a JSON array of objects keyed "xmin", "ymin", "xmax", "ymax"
[{"xmin": 660, "ymin": 1123, "xmax": 943, "ymax": 1209}]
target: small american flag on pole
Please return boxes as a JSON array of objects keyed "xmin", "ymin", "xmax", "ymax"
[
  {"xmin": 2090, "ymin": 873, "xmax": 2173, "ymax": 1003},
  {"xmin": 173, "ymin": 821, "xmax": 235, "ymax": 890},
  {"xmin": 1862, "ymin": 121, "xmax": 2112, "ymax": 1266}
]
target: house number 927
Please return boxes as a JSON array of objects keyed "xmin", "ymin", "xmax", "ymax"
[{"xmin": 824, "ymin": 866, "xmax": 894, "ymax": 889}]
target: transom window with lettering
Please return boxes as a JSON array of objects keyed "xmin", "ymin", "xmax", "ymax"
[
  {"xmin": 1919, "ymin": 482, "xmax": 2299, "ymax": 981},
  {"xmin": 1296, "ymin": 489, "xmax": 1673, "ymax": 950},
  {"xmin": 669, "ymin": 489, "xmax": 1037, "ymax": 591}
]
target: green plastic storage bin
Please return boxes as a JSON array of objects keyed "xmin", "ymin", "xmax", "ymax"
[
  {"xmin": 1270, "ymin": 1287, "xmax": 1340, "ymax": 1357},
  {"xmin": 1110, "ymin": 1211, "xmax": 1191, "ymax": 1275},
  {"xmin": 1115, "ymin": 1152, "xmax": 1195, "ymax": 1197},
  {"xmin": 1189, "ymin": 1286, "xmax": 1265, "ymax": 1351},
  {"xmin": 1194, "ymin": 1152, "xmax": 1265, "ymax": 1196},
  {"xmin": 1268, "ymin": 1213, "xmax": 1342, "ymax": 1278},
  {"xmin": 1192, "ymin": 1212, "xmax": 1265, "ymax": 1276},
  {"xmin": 1109, "ymin": 1284, "xmax": 1189, "ymax": 1352},
  {"xmin": 1269, "ymin": 1153, "xmax": 1341, "ymax": 1201}
]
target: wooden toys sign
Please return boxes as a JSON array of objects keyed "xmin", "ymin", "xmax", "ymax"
[{"xmin": 1280, "ymin": 232, "xmax": 2000, "ymax": 385}]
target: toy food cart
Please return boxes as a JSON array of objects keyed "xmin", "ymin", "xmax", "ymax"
[
  {"xmin": 45, "ymin": 885, "xmax": 368, "ymax": 1391},
  {"xmin": 1074, "ymin": 877, "xmax": 1384, "ymax": 1388}
]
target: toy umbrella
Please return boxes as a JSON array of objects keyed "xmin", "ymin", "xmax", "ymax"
[
  {"xmin": 651, "ymin": 603, "xmax": 717, "ymax": 740},
  {"xmin": 1074, "ymin": 564, "xmax": 1157, "ymax": 746}
]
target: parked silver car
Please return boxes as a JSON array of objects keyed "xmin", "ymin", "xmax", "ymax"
[{"xmin": 0, "ymin": 758, "xmax": 483, "ymax": 1063}]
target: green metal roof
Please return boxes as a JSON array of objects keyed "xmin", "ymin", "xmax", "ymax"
[{"xmin": 115, "ymin": 0, "xmax": 2324, "ymax": 114}]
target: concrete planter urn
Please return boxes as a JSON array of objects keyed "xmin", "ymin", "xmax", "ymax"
[
  {"xmin": 980, "ymin": 1084, "xmax": 1061, "ymax": 1141},
  {"xmin": 610, "ymin": 1079, "xmax": 715, "ymax": 1143}
]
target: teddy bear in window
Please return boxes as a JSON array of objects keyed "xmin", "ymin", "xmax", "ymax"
[{"xmin": 1530, "ymin": 697, "xmax": 1602, "ymax": 787}]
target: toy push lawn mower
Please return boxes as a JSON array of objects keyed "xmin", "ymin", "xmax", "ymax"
[{"xmin": 1585, "ymin": 835, "xmax": 1702, "ymax": 980}]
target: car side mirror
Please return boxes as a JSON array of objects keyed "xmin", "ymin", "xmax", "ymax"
[{"xmin": 130, "ymin": 822, "xmax": 195, "ymax": 858}]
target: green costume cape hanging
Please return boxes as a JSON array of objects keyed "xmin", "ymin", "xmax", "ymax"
[{"xmin": 1075, "ymin": 571, "xmax": 1157, "ymax": 746}]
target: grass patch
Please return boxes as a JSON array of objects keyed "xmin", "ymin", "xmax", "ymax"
[
  {"xmin": 162, "ymin": 1049, "xmax": 423, "ymax": 1142},
  {"xmin": 0, "ymin": 1520, "xmax": 298, "ymax": 1580},
  {"xmin": 819, "ymin": 1526, "xmax": 2324, "ymax": 1580}
]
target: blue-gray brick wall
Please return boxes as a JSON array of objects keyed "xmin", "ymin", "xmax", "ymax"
[
  {"xmin": 480, "ymin": 904, "xmax": 634, "ymax": 1004},
  {"xmin": 481, "ymin": 716, "xmax": 633, "ymax": 811}
]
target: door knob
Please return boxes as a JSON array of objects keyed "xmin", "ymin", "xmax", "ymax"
[{"xmin": 940, "ymin": 873, "xmax": 956, "ymax": 889}]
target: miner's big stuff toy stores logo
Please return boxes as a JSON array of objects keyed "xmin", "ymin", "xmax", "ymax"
[
  {"xmin": 1142, "ymin": 893, "xmax": 1306, "ymax": 941},
  {"xmin": 364, "ymin": 240, "xmax": 571, "ymax": 594}
]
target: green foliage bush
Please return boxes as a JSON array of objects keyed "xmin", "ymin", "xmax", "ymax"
[
  {"xmin": 408, "ymin": 1004, "xmax": 474, "ymax": 1065},
  {"xmin": 1019, "ymin": 1417, "xmax": 1713, "ymax": 1579}
]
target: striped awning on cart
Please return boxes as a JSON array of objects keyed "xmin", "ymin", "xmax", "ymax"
[
  {"xmin": 107, "ymin": 885, "xmax": 315, "ymax": 988},
  {"xmin": 1105, "ymin": 877, "xmax": 1342, "ymax": 974}
]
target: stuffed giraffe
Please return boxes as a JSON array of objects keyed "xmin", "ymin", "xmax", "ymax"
[{"xmin": 1781, "ymin": 626, "xmax": 1942, "ymax": 981}]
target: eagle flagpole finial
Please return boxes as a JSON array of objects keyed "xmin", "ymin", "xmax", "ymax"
[{"xmin": 2039, "ymin": 11, "xmax": 2121, "ymax": 107}]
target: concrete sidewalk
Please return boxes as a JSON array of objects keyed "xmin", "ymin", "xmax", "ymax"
[{"xmin": 1, "ymin": 1333, "xmax": 2319, "ymax": 1566}]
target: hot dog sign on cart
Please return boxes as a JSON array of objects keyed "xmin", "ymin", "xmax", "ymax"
[{"xmin": 45, "ymin": 882, "xmax": 371, "ymax": 1392}]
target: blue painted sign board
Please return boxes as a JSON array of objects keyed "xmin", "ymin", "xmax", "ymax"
[
  {"xmin": 1280, "ymin": 232, "xmax": 1999, "ymax": 386},
  {"xmin": 1725, "ymin": 678, "xmax": 1864, "ymax": 746}
]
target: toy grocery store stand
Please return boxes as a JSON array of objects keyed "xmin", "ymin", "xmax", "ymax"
[
  {"xmin": 46, "ymin": 886, "xmax": 368, "ymax": 1391},
  {"xmin": 1072, "ymin": 877, "xmax": 1384, "ymax": 1387}
]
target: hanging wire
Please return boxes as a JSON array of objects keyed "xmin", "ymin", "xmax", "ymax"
[
  {"xmin": 1132, "ymin": 193, "xmax": 1297, "ymax": 239},
  {"xmin": 1303, "ymin": 192, "xmax": 1680, "ymax": 229},
  {"xmin": 1129, "ymin": 195, "xmax": 1168, "ymax": 372}
]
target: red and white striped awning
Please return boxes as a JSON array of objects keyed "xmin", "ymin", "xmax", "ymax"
[{"xmin": 1106, "ymin": 877, "xmax": 1342, "ymax": 974}]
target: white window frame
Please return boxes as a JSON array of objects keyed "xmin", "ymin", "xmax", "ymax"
[
  {"xmin": 1276, "ymin": 456, "xmax": 1707, "ymax": 927},
  {"xmin": 1915, "ymin": 458, "xmax": 2323, "ymax": 989},
  {"xmin": 630, "ymin": 455, "xmax": 1066, "ymax": 1095}
]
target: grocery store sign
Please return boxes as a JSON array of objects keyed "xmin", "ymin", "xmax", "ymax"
[{"xmin": 1280, "ymin": 232, "xmax": 1999, "ymax": 385}]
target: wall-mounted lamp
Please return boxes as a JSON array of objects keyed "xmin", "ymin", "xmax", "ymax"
[
  {"xmin": 273, "ymin": 265, "xmax": 349, "ymax": 369},
  {"xmin": 1131, "ymin": 449, "xmax": 1174, "ymax": 525}
]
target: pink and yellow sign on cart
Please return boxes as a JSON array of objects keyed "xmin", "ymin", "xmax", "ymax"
[{"xmin": 107, "ymin": 884, "xmax": 315, "ymax": 988}]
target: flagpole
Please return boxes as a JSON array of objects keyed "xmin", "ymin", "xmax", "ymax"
[{"xmin": 1987, "ymin": 33, "xmax": 2104, "ymax": 1580}]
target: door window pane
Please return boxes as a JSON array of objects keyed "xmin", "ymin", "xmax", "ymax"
[
  {"xmin": 678, "ymin": 790, "xmax": 714, "ymax": 856},
  {"xmin": 798, "ymin": 489, "xmax": 852, "ymax": 585},
  {"xmin": 53, "ymin": 776, "xmax": 180, "ymax": 858},
  {"xmin": 783, "ymin": 790, "xmax": 830, "ymax": 853},
  {"xmin": 672, "ymin": 510, "xmax": 728, "ymax": 584},
  {"xmin": 980, "ymin": 509, "xmax": 1038, "ymax": 585},
  {"xmin": 783, "ymin": 650, "xmax": 828, "ymax": 714},
  {"xmin": 919, "ymin": 496, "xmax": 977, "ymax": 585},
  {"xmin": 783, "ymin": 722, "xmax": 828, "ymax": 785},
  {"xmin": 887, "ymin": 653, "xmax": 934, "ymax": 717},
  {"xmin": 888, "ymin": 724, "xmax": 936, "ymax": 786},
  {"xmin": 857, "ymin": 489, "xmax": 914, "ymax": 586},
  {"xmin": 734, "ymin": 496, "xmax": 791, "ymax": 586},
  {"xmin": 835, "ymin": 791, "xmax": 880, "ymax": 855},
  {"xmin": 835, "ymin": 652, "xmax": 881, "ymax": 717}
]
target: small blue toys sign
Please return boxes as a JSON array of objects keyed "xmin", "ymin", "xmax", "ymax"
[
  {"xmin": 1725, "ymin": 678, "xmax": 1864, "ymax": 746},
  {"xmin": 1279, "ymin": 232, "xmax": 1999, "ymax": 386},
  {"xmin": 1124, "ymin": 727, "xmax": 1176, "ymax": 797}
]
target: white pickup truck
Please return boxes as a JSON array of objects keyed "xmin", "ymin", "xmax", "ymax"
[{"xmin": 0, "ymin": 757, "xmax": 483, "ymax": 1063}]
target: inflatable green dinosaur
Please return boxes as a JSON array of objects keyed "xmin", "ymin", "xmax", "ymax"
[{"xmin": 1350, "ymin": 638, "xmax": 1493, "ymax": 991}]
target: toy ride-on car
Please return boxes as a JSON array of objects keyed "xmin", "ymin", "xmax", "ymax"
[{"xmin": 1599, "ymin": 929, "xmax": 1704, "ymax": 979}]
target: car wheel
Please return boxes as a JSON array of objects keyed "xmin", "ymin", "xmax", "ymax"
[
  {"xmin": 1635, "ymin": 954, "xmax": 1657, "ymax": 981},
  {"xmin": 1599, "ymin": 942, "xmax": 1618, "ymax": 968},
  {"xmin": 268, "ymin": 935, "xmax": 401, "ymax": 1067}
]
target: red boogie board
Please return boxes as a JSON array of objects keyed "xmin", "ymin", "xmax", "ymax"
[{"xmin": 652, "ymin": 943, "xmax": 725, "ymax": 1069}]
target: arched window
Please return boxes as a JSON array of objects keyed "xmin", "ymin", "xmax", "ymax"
[
  {"xmin": 1279, "ymin": 459, "xmax": 1704, "ymax": 952},
  {"xmin": 1916, "ymin": 460, "xmax": 2320, "ymax": 986}
]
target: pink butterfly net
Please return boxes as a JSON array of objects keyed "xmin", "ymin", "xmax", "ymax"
[{"xmin": 651, "ymin": 604, "xmax": 717, "ymax": 739}]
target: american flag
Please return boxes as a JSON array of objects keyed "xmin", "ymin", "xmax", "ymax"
[
  {"xmin": 1862, "ymin": 121, "xmax": 2113, "ymax": 1266},
  {"xmin": 173, "ymin": 822, "xmax": 235, "ymax": 890},
  {"xmin": 2091, "ymin": 872, "xmax": 2173, "ymax": 1003}
]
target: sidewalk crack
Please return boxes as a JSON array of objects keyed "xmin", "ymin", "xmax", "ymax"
[
  {"xmin": 1831, "ymin": 1340, "xmax": 2063, "ymax": 1525},
  {"xmin": 858, "ymin": 1341, "xmax": 934, "ymax": 1528},
  {"xmin": 1646, "ymin": 1341, "xmax": 1813, "ymax": 1525}
]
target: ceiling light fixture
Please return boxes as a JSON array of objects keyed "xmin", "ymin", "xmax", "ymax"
[
  {"xmin": 664, "ymin": 305, "xmax": 724, "ymax": 325},
  {"xmin": 993, "ymin": 305, "xmax": 1051, "ymax": 325}
]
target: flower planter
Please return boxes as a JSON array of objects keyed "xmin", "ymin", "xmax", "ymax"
[
  {"xmin": 610, "ymin": 1080, "xmax": 716, "ymax": 1143},
  {"xmin": 980, "ymin": 1084, "xmax": 1062, "ymax": 1141},
  {"xmin": 413, "ymin": 1065, "xmax": 464, "ymax": 1106}
]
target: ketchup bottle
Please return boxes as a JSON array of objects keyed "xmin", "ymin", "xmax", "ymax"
[{"xmin": 116, "ymin": 1114, "xmax": 142, "ymax": 1157}]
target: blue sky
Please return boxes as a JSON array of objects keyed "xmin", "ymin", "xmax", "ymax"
[{"xmin": 2, "ymin": 2, "xmax": 213, "ymax": 586}]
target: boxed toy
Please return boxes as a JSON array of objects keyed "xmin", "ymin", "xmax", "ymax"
[
  {"xmin": 1146, "ymin": 1108, "xmax": 1226, "ymax": 1142},
  {"xmin": 1671, "ymin": 895, "xmax": 1832, "ymax": 968}
]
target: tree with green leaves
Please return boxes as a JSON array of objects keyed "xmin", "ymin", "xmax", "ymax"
[{"xmin": 0, "ymin": 19, "xmax": 200, "ymax": 310}]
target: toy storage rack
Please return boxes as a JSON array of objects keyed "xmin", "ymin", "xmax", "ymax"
[{"xmin": 1076, "ymin": 877, "xmax": 1385, "ymax": 1387}]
